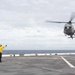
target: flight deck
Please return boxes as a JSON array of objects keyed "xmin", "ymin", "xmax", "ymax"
[{"xmin": 0, "ymin": 55, "xmax": 75, "ymax": 75}]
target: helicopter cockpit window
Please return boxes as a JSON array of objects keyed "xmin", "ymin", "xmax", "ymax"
[{"xmin": 65, "ymin": 27, "xmax": 67, "ymax": 29}]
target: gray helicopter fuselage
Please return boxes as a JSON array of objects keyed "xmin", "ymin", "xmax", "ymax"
[{"xmin": 64, "ymin": 23, "xmax": 75, "ymax": 36}]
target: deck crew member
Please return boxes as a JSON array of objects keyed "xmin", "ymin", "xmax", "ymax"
[{"xmin": 0, "ymin": 44, "xmax": 7, "ymax": 62}]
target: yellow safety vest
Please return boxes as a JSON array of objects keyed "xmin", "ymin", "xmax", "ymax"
[{"xmin": 0, "ymin": 46, "xmax": 6, "ymax": 53}]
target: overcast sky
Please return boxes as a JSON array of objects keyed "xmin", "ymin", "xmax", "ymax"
[{"xmin": 0, "ymin": 0, "xmax": 75, "ymax": 50}]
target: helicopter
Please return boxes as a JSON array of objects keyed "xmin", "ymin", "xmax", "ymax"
[{"xmin": 46, "ymin": 13, "xmax": 75, "ymax": 39}]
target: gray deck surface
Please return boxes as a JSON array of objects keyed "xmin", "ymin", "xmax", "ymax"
[{"xmin": 0, "ymin": 55, "xmax": 75, "ymax": 75}]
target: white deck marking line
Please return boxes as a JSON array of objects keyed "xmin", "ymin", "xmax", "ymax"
[{"xmin": 61, "ymin": 56, "xmax": 75, "ymax": 68}]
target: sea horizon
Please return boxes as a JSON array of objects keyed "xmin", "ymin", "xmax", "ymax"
[{"xmin": 3, "ymin": 50, "xmax": 75, "ymax": 54}]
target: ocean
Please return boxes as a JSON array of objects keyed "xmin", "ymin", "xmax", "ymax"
[{"xmin": 2, "ymin": 50, "xmax": 75, "ymax": 54}]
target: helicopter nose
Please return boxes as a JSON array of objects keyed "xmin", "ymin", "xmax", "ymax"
[{"xmin": 67, "ymin": 27, "xmax": 69, "ymax": 29}]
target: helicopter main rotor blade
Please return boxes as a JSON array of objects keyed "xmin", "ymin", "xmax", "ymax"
[
  {"xmin": 46, "ymin": 21, "xmax": 75, "ymax": 24},
  {"xmin": 69, "ymin": 12, "xmax": 75, "ymax": 22},
  {"xmin": 46, "ymin": 21, "xmax": 67, "ymax": 23}
]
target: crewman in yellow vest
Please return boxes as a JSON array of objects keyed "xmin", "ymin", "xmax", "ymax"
[{"xmin": 0, "ymin": 44, "xmax": 7, "ymax": 62}]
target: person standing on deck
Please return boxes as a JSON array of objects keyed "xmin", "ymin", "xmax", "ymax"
[{"xmin": 0, "ymin": 44, "xmax": 7, "ymax": 62}]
